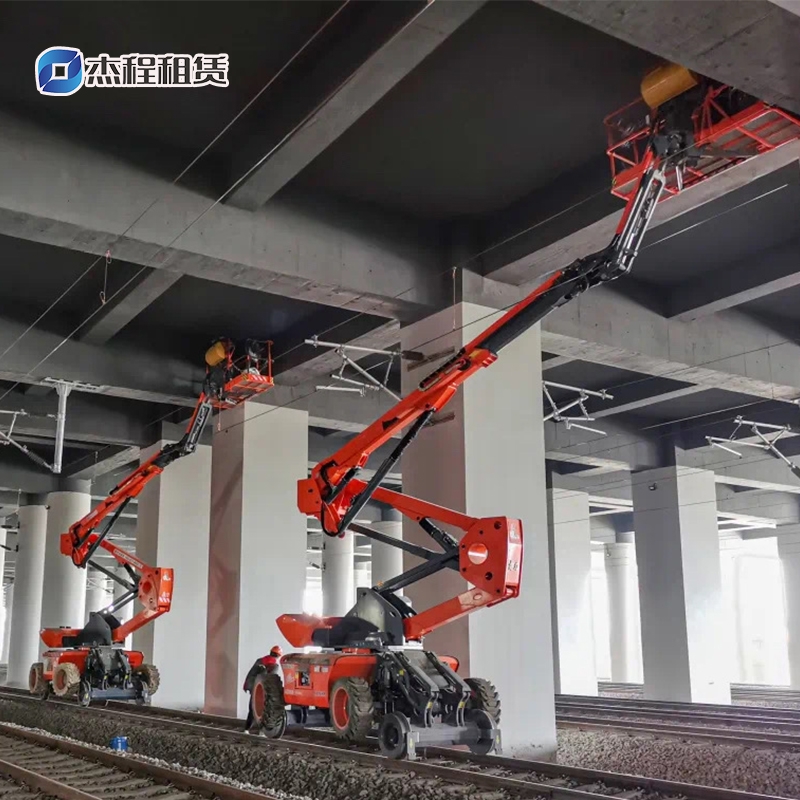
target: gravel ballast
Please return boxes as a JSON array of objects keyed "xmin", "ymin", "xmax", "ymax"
[
  {"xmin": 0, "ymin": 699, "xmax": 515, "ymax": 800},
  {"xmin": 557, "ymin": 728, "xmax": 800, "ymax": 797}
]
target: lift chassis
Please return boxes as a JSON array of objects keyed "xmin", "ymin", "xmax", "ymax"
[
  {"xmin": 30, "ymin": 340, "xmax": 274, "ymax": 705},
  {"xmin": 242, "ymin": 109, "xmax": 680, "ymax": 757}
]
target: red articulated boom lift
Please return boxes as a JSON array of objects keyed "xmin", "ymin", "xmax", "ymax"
[
  {"xmin": 29, "ymin": 339, "xmax": 274, "ymax": 706},
  {"xmin": 240, "ymin": 64, "xmax": 692, "ymax": 760},
  {"xmin": 247, "ymin": 64, "xmax": 800, "ymax": 759}
]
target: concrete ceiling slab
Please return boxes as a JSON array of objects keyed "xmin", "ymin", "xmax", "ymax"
[{"xmin": 295, "ymin": 1, "xmax": 654, "ymax": 219}]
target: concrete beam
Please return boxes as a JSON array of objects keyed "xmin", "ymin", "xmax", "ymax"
[
  {"xmin": 540, "ymin": 291, "xmax": 800, "ymax": 402},
  {"xmin": 546, "ymin": 416, "xmax": 662, "ymax": 472},
  {"xmin": 668, "ymin": 236, "xmax": 800, "ymax": 321},
  {"xmin": 0, "ymin": 387, "xmax": 150, "ymax": 448},
  {"xmin": 80, "ymin": 270, "xmax": 183, "ymax": 345},
  {"xmin": 0, "ymin": 313, "xmax": 201, "ymax": 406},
  {"xmin": 67, "ymin": 445, "xmax": 140, "ymax": 482},
  {"xmin": 538, "ymin": 0, "xmax": 800, "ymax": 115},
  {"xmin": 542, "ymin": 355, "xmax": 575, "ymax": 372},
  {"xmin": 716, "ymin": 474, "xmax": 800, "ymax": 495},
  {"xmin": 228, "ymin": 1, "xmax": 485, "ymax": 209},
  {"xmin": 592, "ymin": 384, "xmax": 707, "ymax": 419},
  {"xmin": 484, "ymin": 139, "xmax": 800, "ymax": 285},
  {"xmin": 0, "ymin": 313, "xmax": 392, "ymax": 436},
  {"xmin": 275, "ymin": 319, "xmax": 400, "ymax": 386},
  {"xmin": 0, "ymin": 111, "xmax": 442, "ymax": 321},
  {"xmin": 0, "ymin": 452, "xmax": 58, "ymax": 494}
]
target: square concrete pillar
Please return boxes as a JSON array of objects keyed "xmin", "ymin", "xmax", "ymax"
[
  {"xmin": 778, "ymin": 532, "xmax": 800, "ymax": 688},
  {"xmin": 632, "ymin": 466, "xmax": 731, "ymax": 703},
  {"xmin": 547, "ymin": 489, "xmax": 597, "ymax": 696},
  {"xmin": 401, "ymin": 302, "xmax": 556, "ymax": 758},
  {"xmin": 134, "ymin": 440, "xmax": 211, "ymax": 709},
  {"xmin": 205, "ymin": 403, "xmax": 308, "ymax": 718}
]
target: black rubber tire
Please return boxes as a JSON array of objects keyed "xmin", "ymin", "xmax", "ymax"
[
  {"xmin": 52, "ymin": 663, "xmax": 81, "ymax": 697},
  {"xmin": 329, "ymin": 677, "xmax": 374, "ymax": 742},
  {"xmin": 251, "ymin": 672, "xmax": 287, "ymax": 737},
  {"xmin": 378, "ymin": 712, "xmax": 412, "ymax": 759},
  {"xmin": 28, "ymin": 663, "xmax": 47, "ymax": 697},
  {"xmin": 465, "ymin": 677, "xmax": 501, "ymax": 724},
  {"xmin": 135, "ymin": 664, "xmax": 160, "ymax": 695}
]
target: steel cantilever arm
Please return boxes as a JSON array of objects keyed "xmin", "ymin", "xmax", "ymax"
[{"xmin": 297, "ymin": 147, "xmax": 667, "ymax": 641}]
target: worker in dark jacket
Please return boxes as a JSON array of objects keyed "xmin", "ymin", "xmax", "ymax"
[{"xmin": 244, "ymin": 645, "xmax": 282, "ymax": 731}]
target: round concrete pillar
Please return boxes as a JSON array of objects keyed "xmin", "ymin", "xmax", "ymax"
[
  {"xmin": 605, "ymin": 542, "xmax": 643, "ymax": 684},
  {"xmin": 371, "ymin": 508, "xmax": 403, "ymax": 588},
  {"xmin": 322, "ymin": 533, "xmax": 354, "ymax": 617},
  {"xmin": 1, "ymin": 582, "xmax": 13, "ymax": 664},
  {"xmin": 40, "ymin": 490, "xmax": 90, "ymax": 643},
  {"xmin": 7, "ymin": 504, "xmax": 47, "ymax": 686}
]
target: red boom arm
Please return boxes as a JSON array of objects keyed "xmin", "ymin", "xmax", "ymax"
[
  {"xmin": 295, "ymin": 143, "xmax": 670, "ymax": 645},
  {"xmin": 41, "ymin": 340, "xmax": 274, "ymax": 649}
]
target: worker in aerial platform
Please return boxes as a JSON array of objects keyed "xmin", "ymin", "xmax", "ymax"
[{"xmin": 244, "ymin": 645, "xmax": 283, "ymax": 731}]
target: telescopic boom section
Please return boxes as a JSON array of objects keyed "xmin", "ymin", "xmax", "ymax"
[
  {"xmin": 295, "ymin": 145, "xmax": 668, "ymax": 643},
  {"xmin": 41, "ymin": 340, "xmax": 274, "ymax": 648}
]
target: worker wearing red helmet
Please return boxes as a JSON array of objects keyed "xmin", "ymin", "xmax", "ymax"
[{"xmin": 244, "ymin": 645, "xmax": 283, "ymax": 731}]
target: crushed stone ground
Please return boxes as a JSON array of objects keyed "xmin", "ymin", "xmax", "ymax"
[
  {"xmin": 557, "ymin": 728, "xmax": 800, "ymax": 797},
  {"xmin": 0, "ymin": 698, "xmax": 519, "ymax": 800}
]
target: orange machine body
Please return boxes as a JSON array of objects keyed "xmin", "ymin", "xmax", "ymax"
[{"xmin": 278, "ymin": 650, "xmax": 459, "ymax": 709}]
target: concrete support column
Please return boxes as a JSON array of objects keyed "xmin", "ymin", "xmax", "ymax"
[
  {"xmin": 401, "ymin": 303, "xmax": 555, "ymax": 758},
  {"xmin": 7, "ymin": 502, "xmax": 47, "ymax": 686},
  {"xmin": 604, "ymin": 542, "xmax": 643, "ymax": 684},
  {"xmin": 778, "ymin": 532, "xmax": 800, "ymax": 689},
  {"xmin": 205, "ymin": 403, "xmax": 308, "ymax": 718},
  {"xmin": 0, "ymin": 532, "xmax": 6, "ymax": 661},
  {"xmin": 547, "ymin": 489, "xmax": 597, "ymax": 695},
  {"xmin": 133, "ymin": 439, "xmax": 212, "ymax": 709},
  {"xmin": 1, "ymin": 583, "xmax": 13, "ymax": 664},
  {"xmin": 719, "ymin": 537, "xmax": 746, "ymax": 685},
  {"xmin": 632, "ymin": 467, "xmax": 730, "ymax": 703},
  {"xmin": 371, "ymin": 508, "xmax": 403, "ymax": 589},
  {"xmin": 322, "ymin": 532, "xmax": 354, "ymax": 617},
  {"xmin": 40, "ymin": 487, "xmax": 90, "ymax": 646}
]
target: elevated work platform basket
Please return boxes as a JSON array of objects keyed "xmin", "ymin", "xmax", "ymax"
[{"xmin": 606, "ymin": 84, "xmax": 800, "ymax": 201}]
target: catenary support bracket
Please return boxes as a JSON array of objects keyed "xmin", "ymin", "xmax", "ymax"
[{"xmin": 543, "ymin": 381, "xmax": 613, "ymax": 435}]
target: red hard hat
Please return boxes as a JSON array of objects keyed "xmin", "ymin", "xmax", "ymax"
[{"xmin": 270, "ymin": 645, "xmax": 283, "ymax": 657}]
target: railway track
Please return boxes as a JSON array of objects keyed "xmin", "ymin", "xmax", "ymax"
[
  {"xmin": 0, "ymin": 686, "xmax": 790, "ymax": 800},
  {"xmin": 556, "ymin": 693, "xmax": 800, "ymax": 749},
  {"xmin": 0, "ymin": 717, "xmax": 281, "ymax": 800},
  {"xmin": 599, "ymin": 682, "xmax": 800, "ymax": 707}
]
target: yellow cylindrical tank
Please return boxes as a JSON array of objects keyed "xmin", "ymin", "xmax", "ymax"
[
  {"xmin": 641, "ymin": 63, "xmax": 698, "ymax": 109},
  {"xmin": 205, "ymin": 340, "xmax": 228, "ymax": 367}
]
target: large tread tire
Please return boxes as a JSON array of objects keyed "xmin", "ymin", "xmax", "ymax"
[
  {"xmin": 465, "ymin": 677, "xmax": 501, "ymax": 724},
  {"xmin": 329, "ymin": 677, "xmax": 374, "ymax": 742},
  {"xmin": 136, "ymin": 664, "xmax": 160, "ymax": 695},
  {"xmin": 251, "ymin": 672, "xmax": 286, "ymax": 736},
  {"xmin": 28, "ymin": 663, "xmax": 47, "ymax": 696},
  {"xmin": 52, "ymin": 662, "xmax": 81, "ymax": 697}
]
